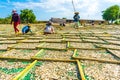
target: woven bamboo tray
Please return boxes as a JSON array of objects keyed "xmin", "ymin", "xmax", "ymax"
[
  {"xmin": 31, "ymin": 61, "xmax": 81, "ymax": 80},
  {"xmin": 0, "ymin": 49, "xmax": 39, "ymax": 59},
  {"xmin": 104, "ymin": 40, "xmax": 120, "ymax": 45},
  {"xmin": 68, "ymin": 42, "xmax": 97, "ymax": 49},
  {"xmin": 98, "ymin": 36, "xmax": 119, "ymax": 40},
  {"xmin": 0, "ymin": 40, "xmax": 16, "ymax": 44},
  {"xmin": 73, "ymin": 49, "xmax": 119, "ymax": 61},
  {"xmin": 11, "ymin": 43, "xmax": 40, "ymax": 49},
  {"xmin": 95, "ymin": 43, "xmax": 120, "ymax": 50},
  {"xmin": 80, "ymin": 60, "xmax": 120, "ymax": 80},
  {"xmin": 0, "ymin": 44, "xmax": 16, "ymax": 50},
  {"xmin": 37, "ymin": 42, "xmax": 67, "ymax": 50},
  {"xmin": 63, "ymin": 38, "xmax": 82, "ymax": 42},
  {"xmin": 81, "ymin": 36, "xmax": 100, "ymax": 40},
  {"xmin": 83, "ymin": 38, "xmax": 106, "ymax": 44},
  {"xmin": 0, "ymin": 60, "xmax": 31, "ymax": 80},
  {"xmin": 33, "ymin": 49, "xmax": 73, "ymax": 60},
  {"xmin": 0, "ymin": 37, "xmax": 7, "ymax": 41},
  {"xmin": 7, "ymin": 37, "xmax": 25, "ymax": 40},
  {"xmin": 18, "ymin": 40, "xmax": 40, "ymax": 43},
  {"xmin": 39, "ymin": 38, "xmax": 62, "ymax": 43}
]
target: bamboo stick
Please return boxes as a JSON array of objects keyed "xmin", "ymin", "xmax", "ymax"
[
  {"xmin": 76, "ymin": 60, "xmax": 86, "ymax": 80},
  {"xmin": 31, "ymin": 57, "xmax": 76, "ymax": 62},
  {"xmin": 73, "ymin": 49, "xmax": 77, "ymax": 57},
  {"xmin": 36, "ymin": 47, "xmax": 67, "ymax": 51},
  {"xmin": 69, "ymin": 48, "xmax": 102, "ymax": 50},
  {"xmin": 73, "ymin": 56, "xmax": 120, "ymax": 64},
  {"xmin": 13, "ymin": 60, "xmax": 37, "ymax": 80},
  {"xmin": 0, "ymin": 56, "xmax": 31, "ymax": 61},
  {"xmin": 37, "ymin": 42, "xmax": 46, "ymax": 47},
  {"xmin": 97, "ymin": 46, "xmax": 120, "ymax": 50},
  {"xmin": 107, "ymin": 49, "xmax": 120, "ymax": 58},
  {"xmin": 67, "ymin": 42, "xmax": 70, "ymax": 48},
  {"xmin": 34, "ymin": 49, "xmax": 44, "ymax": 57},
  {"xmin": 9, "ymin": 47, "xmax": 37, "ymax": 50}
]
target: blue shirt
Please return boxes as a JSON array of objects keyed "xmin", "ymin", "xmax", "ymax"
[
  {"xmin": 22, "ymin": 26, "xmax": 32, "ymax": 33},
  {"xmin": 73, "ymin": 14, "xmax": 80, "ymax": 22}
]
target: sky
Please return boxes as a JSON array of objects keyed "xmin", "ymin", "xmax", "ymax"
[{"xmin": 0, "ymin": 0, "xmax": 120, "ymax": 20}]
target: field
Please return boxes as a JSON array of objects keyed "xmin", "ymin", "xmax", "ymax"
[{"xmin": 0, "ymin": 24, "xmax": 120, "ymax": 80}]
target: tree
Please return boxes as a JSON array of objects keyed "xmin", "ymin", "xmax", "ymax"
[
  {"xmin": 0, "ymin": 15, "xmax": 12, "ymax": 24},
  {"xmin": 114, "ymin": 19, "xmax": 120, "ymax": 25},
  {"xmin": 62, "ymin": 17, "xmax": 67, "ymax": 19},
  {"xmin": 102, "ymin": 5, "xmax": 120, "ymax": 23},
  {"xmin": 5, "ymin": 15, "xmax": 12, "ymax": 23},
  {"xmin": 20, "ymin": 9, "xmax": 36, "ymax": 23}
]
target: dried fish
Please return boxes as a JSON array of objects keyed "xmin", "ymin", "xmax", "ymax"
[
  {"xmin": 0, "ymin": 60, "xmax": 30, "ymax": 80},
  {"xmin": 76, "ymin": 50, "xmax": 117, "ymax": 61},
  {"xmin": 36, "ymin": 50, "xmax": 73, "ymax": 60},
  {"xmin": 70, "ymin": 42, "xmax": 95, "ymax": 49},
  {"xmin": 81, "ymin": 60, "xmax": 120, "ymax": 80},
  {"xmin": 1, "ymin": 49, "xmax": 39, "ymax": 59},
  {"xmin": 34, "ymin": 61, "xmax": 80, "ymax": 80}
]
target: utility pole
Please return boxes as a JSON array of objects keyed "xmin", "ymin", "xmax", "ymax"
[{"xmin": 72, "ymin": 0, "xmax": 76, "ymax": 12}]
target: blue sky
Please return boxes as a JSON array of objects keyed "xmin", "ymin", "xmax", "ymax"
[{"xmin": 0, "ymin": 0, "xmax": 120, "ymax": 20}]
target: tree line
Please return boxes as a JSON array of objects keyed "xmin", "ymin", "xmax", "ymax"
[
  {"xmin": 0, "ymin": 5, "xmax": 120, "ymax": 24},
  {"xmin": 0, "ymin": 9, "xmax": 36, "ymax": 24},
  {"xmin": 102, "ymin": 5, "xmax": 120, "ymax": 24}
]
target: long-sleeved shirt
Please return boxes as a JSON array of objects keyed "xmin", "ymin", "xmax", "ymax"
[
  {"xmin": 73, "ymin": 14, "xmax": 80, "ymax": 22},
  {"xmin": 44, "ymin": 25, "xmax": 54, "ymax": 33},
  {"xmin": 11, "ymin": 13, "xmax": 20, "ymax": 23},
  {"xmin": 22, "ymin": 26, "xmax": 32, "ymax": 33}
]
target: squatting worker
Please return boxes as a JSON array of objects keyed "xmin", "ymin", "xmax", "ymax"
[
  {"xmin": 11, "ymin": 9, "xmax": 20, "ymax": 34},
  {"xmin": 73, "ymin": 12, "xmax": 80, "ymax": 28},
  {"xmin": 44, "ymin": 21, "xmax": 55, "ymax": 35},
  {"xmin": 22, "ymin": 24, "xmax": 32, "ymax": 34}
]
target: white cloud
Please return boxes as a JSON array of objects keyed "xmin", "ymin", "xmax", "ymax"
[
  {"xmin": 11, "ymin": 0, "xmax": 119, "ymax": 20},
  {"xmin": 12, "ymin": 2, "xmax": 41, "ymax": 9},
  {"xmin": 12, "ymin": 0, "xmax": 73, "ymax": 11},
  {"xmin": 39, "ymin": 0, "xmax": 72, "ymax": 11},
  {"xmin": 104, "ymin": 0, "xmax": 120, "ymax": 3},
  {"xmin": 71, "ymin": 0, "xmax": 101, "ymax": 19}
]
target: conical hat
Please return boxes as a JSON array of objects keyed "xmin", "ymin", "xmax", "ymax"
[{"xmin": 74, "ymin": 12, "xmax": 79, "ymax": 14}]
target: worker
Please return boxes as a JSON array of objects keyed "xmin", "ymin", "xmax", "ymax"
[
  {"xmin": 22, "ymin": 24, "xmax": 32, "ymax": 34},
  {"xmin": 60, "ymin": 22, "xmax": 66, "ymax": 27},
  {"xmin": 44, "ymin": 21, "xmax": 55, "ymax": 34},
  {"xmin": 11, "ymin": 9, "xmax": 20, "ymax": 34},
  {"xmin": 91, "ymin": 20, "xmax": 94, "ymax": 25},
  {"xmin": 73, "ymin": 12, "xmax": 80, "ymax": 28}
]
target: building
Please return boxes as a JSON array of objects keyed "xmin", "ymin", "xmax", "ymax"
[
  {"xmin": 66, "ymin": 19, "xmax": 108, "ymax": 25},
  {"xmin": 50, "ymin": 18, "xmax": 66, "ymax": 24}
]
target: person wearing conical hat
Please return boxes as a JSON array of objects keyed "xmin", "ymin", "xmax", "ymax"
[
  {"xmin": 11, "ymin": 9, "xmax": 20, "ymax": 34},
  {"xmin": 73, "ymin": 12, "xmax": 80, "ymax": 28}
]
